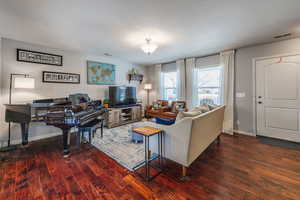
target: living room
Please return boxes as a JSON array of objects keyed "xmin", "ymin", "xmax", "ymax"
[{"xmin": 1, "ymin": 1, "xmax": 300, "ymax": 200}]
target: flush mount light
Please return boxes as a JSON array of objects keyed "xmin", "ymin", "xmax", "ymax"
[{"xmin": 141, "ymin": 38, "xmax": 158, "ymax": 55}]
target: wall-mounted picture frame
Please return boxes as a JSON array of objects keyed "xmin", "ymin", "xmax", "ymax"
[
  {"xmin": 17, "ymin": 49, "xmax": 63, "ymax": 66},
  {"xmin": 87, "ymin": 60, "xmax": 116, "ymax": 85},
  {"xmin": 42, "ymin": 71, "xmax": 80, "ymax": 84}
]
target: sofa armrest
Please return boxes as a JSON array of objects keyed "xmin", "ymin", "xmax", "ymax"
[
  {"xmin": 146, "ymin": 105, "xmax": 153, "ymax": 110},
  {"xmin": 143, "ymin": 119, "xmax": 193, "ymax": 166}
]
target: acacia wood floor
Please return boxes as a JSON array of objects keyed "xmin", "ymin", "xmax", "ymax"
[{"xmin": 1, "ymin": 133, "xmax": 300, "ymax": 200}]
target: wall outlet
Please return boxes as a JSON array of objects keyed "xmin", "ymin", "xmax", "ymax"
[{"xmin": 236, "ymin": 92, "xmax": 246, "ymax": 98}]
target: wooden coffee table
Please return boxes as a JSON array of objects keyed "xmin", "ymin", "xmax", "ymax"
[{"xmin": 132, "ymin": 126, "xmax": 164, "ymax": 181}]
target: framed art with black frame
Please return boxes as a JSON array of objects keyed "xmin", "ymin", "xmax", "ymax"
[
  {"xmin": 42, "ymin": 71, "xmax": 80, "ymax": 84},
  {"xmin": 17, "ymin": 49, "xmax": 63, "ymax": 66}
]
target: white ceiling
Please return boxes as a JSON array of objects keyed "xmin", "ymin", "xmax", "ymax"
[{"xmin": 1, "ymin": 0, "xmax": 300, "ymax": 65}]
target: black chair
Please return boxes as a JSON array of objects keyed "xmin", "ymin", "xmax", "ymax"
[{"xmin": 77, "ymin": 119, "xmax": 103, "ymax": 146}]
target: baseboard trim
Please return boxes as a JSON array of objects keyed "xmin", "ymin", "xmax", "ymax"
[
  {"xmin": 234, "ymin": 129, "xmax": 256, "ymax": 137},
  {"xmin": 1, "ymin": 132, "xmax": 61, "ymax": 147}
]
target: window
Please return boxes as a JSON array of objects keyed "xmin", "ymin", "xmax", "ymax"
[
  {"xmin": 162, "ymin": 71, "xmax": 177, "ymax": 101},
  {"xmin": 196, "ymin": 66, "xmax": 223, "ymax": 105}
]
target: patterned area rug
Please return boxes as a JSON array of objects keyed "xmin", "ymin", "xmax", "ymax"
[{"xmin": 92, "ymin": 122, "xmax": 147, "ymax": 171}]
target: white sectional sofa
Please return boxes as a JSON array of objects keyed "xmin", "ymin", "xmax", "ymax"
[{"xmin": 142, "ymin": 105, "xmax": 225, "ymax": 177}]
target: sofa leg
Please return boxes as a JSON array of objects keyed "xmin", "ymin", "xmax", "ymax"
[
  {"xmin": 182, "ymin": 166, "xmax": 187, "ymax": 177},
  {"xmin": 217, "ymin": 135, "xmax": 221, "ymax": 145},
  {"xmin": 180, "ymin": 166, "xmax": 190, "ymax": 181}
]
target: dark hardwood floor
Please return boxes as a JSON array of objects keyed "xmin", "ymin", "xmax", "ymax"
[{"xmin": 1, "ymin": 133, "xmax": 300, "ymax": 200}]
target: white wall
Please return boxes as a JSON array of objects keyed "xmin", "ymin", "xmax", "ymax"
[
  {"xmin": 235, "ymin": 37, "xmax": 300, "ymax": 134},
  {"xmin": 0, "ymin": 38, "xmax": 146, "ymax": 145}
]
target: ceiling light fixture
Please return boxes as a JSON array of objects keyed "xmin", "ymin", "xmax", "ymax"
[{"xmin": 141, "ymin": 38, "xmax": 158, "ymax": 55}]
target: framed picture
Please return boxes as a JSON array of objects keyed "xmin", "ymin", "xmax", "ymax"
[
  {"xmin": 17, "ymin": 49, "xmax": 63, "ymax": 66},
  {"xmin": 87, "ymin": 60, "xmax": 116, "ymax": 85},
  {"xmin": 42, "ymin": 71, "xmax": 80, "ymax": 84}
]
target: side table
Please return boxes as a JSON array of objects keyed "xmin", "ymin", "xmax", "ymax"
[{"xmin": 132, "ymin": 126, "xmax": 164, "ymax": 181}]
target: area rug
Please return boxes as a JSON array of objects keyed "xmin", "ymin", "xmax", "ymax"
[{"xmin": 92, "ymin": 122, "xmax": 147, "ymax": 171}]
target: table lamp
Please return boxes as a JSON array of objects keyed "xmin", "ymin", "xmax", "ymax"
[
  {"xmin": 3, "ymin": 74, "xmax": 35, "ymax": 151},
  {"xmin": 9, "ymin": 74, "xmax": 35, "ymax": 103},
  {"xmin": 144, "ymin": 83, "xmax": 152, "ymax": 105}
]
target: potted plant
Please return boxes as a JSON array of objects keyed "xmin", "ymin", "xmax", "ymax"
[{"xmin": 103, "ymin": 99, "xmax": 109, "ymax": 108}]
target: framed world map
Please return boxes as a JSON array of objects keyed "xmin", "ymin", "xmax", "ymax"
[{"xmin": 87, "ymin": 61, "xmax": 116, "ymax": 85}]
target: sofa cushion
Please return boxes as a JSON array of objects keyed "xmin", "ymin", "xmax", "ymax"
[
  {"xmin": 190, "ymin": 105, "xmax": 209, "ymax": 113},
  {"xmin": 162, "ymin": 112, "xmax": 177, "ymax": 118},
  {"xmin": 190, "ymin": 107, "xmax": 202, "ymax": 112},
  {"xmin": 183, "ymin": 111, "xmax": 202, "ymax": 117},
  {"xmin": 176, "ymin": 110, "xmax": 202, "ymax": 122},
  {"xmin": 149, "ymin": 109, "xmax": 160, "ymax": 114}
]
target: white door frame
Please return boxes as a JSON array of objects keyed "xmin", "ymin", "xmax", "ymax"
[{"xmin": 252, "ymin": 52, "xmax": 300, "ymax": 136}]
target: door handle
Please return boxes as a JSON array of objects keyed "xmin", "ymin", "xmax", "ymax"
[{"xmin": 258, "ymin": 101, "xmax": 263, "ymax": 104}]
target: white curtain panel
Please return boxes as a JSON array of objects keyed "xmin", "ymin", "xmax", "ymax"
[
  {"xmin": 176, "ymin": 59, "xmax": 186, "ymax": 101},
  {"xmin": 220, "ymin": 50, "xmax": 235, "ymax": 135},
  {"xmin": 154, "ymin": 64, "xmax": 162, "ymax": 100},
  {"xmin": 185, "ymin": 58, "xmax": 198, "ymax": 109}
]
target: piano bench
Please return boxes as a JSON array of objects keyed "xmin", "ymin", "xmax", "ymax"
[{"xmin": 77, "ymin": 119, "xmax": 103, "ymax": 146}]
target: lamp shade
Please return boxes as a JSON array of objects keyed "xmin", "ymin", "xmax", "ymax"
[
  {"xmin": 14, "ymin": 77, "xmax": 35, "ymax": 89},
  {"xmin": 144, "ymin": 83, "xmax": 152, "ymax": 90}
]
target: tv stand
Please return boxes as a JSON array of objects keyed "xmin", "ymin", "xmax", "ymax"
[
  {"xmin": 109, "ymin": 104, "xmax": 139, "ymax": 108},
  {"xmin": 106, "ymin": 104, "xmax": 142, "ymax": 128}
]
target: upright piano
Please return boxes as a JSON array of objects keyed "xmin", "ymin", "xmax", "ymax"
[{"xmin": 5, "ymin": 97, "xmax": 107, "ymax": 156}]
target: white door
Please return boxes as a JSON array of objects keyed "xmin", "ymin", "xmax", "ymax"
[{"xmin": 255, "ymin": 54, "xmax": 300, "ymax": 143}]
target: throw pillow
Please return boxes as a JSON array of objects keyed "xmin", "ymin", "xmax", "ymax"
[
  {"xmin": 176, "ymin": 111, "xmax": 185, "ymax": 121},
  {"xmin": 195, "ymin": 105, "xmax": 210, "ymax": 113},
  {"xmin": 207, "ymin": 104, "xmax": 219, "ymax": 110},
  {"xmin": 172, "ymin": 102, "xmax": 185, "ymax": 112},
  {"xmin": 152, "ymin": 102, "xmax": 160, "ymax": 110}
]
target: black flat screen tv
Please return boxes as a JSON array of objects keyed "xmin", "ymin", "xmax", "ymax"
[{"xmin": 109, "ymin": 86, "xmax": 137, "ymax": 107}]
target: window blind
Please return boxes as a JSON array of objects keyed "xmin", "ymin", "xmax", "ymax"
[
  {"xmin": 196, "ymin": 55, "xmax": 220, "ymax": 68},
  {"xmin": 162, "ymin": 62, "xmax": 176, "ymax": 73}
]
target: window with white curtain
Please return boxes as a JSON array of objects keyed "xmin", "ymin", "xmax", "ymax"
[
  {"xmin": 161, "ymin": 62, "xmax": 177, "ymax": 101},
  {"xmin": 194, "ymin": 55, "xmax": 223, "ymax": 106},
  {"xmin": 196, "ymin": 66, "xmax": 223, "ymax": 105},
  {"xmin": 162, "ymin": 71, "xmax": 177, "ymax": 101}
]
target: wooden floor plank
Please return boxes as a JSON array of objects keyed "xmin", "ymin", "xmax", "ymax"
[{"xmin": 1, "ymin": 133, "xmax": 300, "ymax": 200}]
